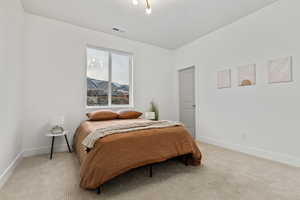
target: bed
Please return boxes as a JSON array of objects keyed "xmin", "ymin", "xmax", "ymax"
[{"xmin": 73, "ymin": 118, "xmax": 202, "ymax": 192}]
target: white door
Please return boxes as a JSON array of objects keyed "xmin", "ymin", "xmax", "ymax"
[{"xmin": 179, "ymin": 67, "xmax": 196, "ymax": 138}]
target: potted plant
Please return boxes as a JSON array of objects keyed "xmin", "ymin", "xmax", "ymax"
[{"xmin": 149, "ymin": 101, "xmax": 159, "ymax": 121}]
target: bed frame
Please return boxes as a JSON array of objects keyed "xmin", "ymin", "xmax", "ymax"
[{"xmin": 96, "ymin": 154, "xmax": 189, "ymax": 194}]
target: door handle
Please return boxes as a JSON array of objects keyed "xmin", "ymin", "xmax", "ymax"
[{"xmin": 192, "ymin": 105, "xmax": 196, "ymax": 108}]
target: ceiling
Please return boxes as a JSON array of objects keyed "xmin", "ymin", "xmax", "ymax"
[{"xmin": 21, "ymin": 0, "xmax": 278, "ymax": 49}]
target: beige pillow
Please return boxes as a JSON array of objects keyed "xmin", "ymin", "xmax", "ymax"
[
  {"xmin": 86, "ymin": 110, "xmax": 118, "ymax": 121},
  {"xmin": 118, "ymin": 110, "xmax": 142, "ymax": 119}
]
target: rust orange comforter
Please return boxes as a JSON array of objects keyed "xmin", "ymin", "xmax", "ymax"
[{"xmin": 73, "ymin": 119, "xmax": 202, "ymax": 189}]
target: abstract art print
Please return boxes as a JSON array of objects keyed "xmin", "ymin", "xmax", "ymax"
[
  {"xmin": 217, "ymin": 69, "xmax": 231, "ymax": 89},
  {"xmin": 238, "ymin": 64, "xmax": 256, "ymax": 87},
  {"xmin": 268, "ymin": 56, "xmax": 293, "ymax": 84}
]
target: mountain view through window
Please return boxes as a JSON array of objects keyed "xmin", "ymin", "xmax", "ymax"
[{"xmin": 86, "ymin": 47, "xmax": 131, "ymax": 107}]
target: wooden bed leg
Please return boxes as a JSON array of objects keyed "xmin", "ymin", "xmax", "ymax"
[
  {"xmin": 149, "ymin": 164, "xmax": 153, "ymax": 178},
  {"xmin": 97, "ymin": 186, "xmax": 101, "ymax": 194}
]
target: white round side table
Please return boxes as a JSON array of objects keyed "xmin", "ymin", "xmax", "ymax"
[{"xmin": 46, "ymin": 131, "xmax": 72, "ymax": 160}]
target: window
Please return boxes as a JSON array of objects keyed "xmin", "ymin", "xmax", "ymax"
[{"xmin": 86, "ymin": 47, "xmax": 133, "ymax": 107}]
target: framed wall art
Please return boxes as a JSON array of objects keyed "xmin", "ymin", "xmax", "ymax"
[
  {"xmin": 238, "ymin": 64, "xmax": 256, "ymax": 87},
  {"xmin": 268, "ymin": 56, "xmax": 293, "ymax": 84},
  {"xmin": 217, "ymin": 69, "xmax": 231, "ymax": 89}
]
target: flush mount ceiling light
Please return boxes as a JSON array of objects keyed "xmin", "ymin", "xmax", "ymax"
[{"xmin": 132, "ymin": 0, "xmax": 152, "ymax": 15}]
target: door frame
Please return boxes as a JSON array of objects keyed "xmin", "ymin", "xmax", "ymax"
[{"xmin": 178, "ymin": 65, "xmax": 198, "ymax": 139}]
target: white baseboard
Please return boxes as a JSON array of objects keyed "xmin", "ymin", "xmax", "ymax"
[
  {"xmin": 0, "ymin": 152, "xmax": 23, "ymax": 189},
  {"xmin": 23, "ymin": 144, "xmax": 70, "ymax": 157},
  {"xmin": 0, "ymin": 144, "xmax": 70, "ymax": 189},
  {"xmin": 198, "ymin": 136, "xmax": 300, "ymax": 167}
]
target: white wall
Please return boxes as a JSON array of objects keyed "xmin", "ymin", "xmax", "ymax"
[
  {"xmin": 3, "ymin": 0, "xmax": 299, "ymax": 170},
  {"xmin": 174, "ymin": 0, "xmax": 300, "ymax": 166},
  {"xmin": 23, "ymin": 14, "xmax": 176, "ymax": 152},
  {"xmin": 0, "ymin": 0, "xmax": 24, "ymax": 184}
]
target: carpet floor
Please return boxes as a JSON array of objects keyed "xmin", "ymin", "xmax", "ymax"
[{"xmin": 0, "ymin": 142, "xmax": 299, "ymax": 200}]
